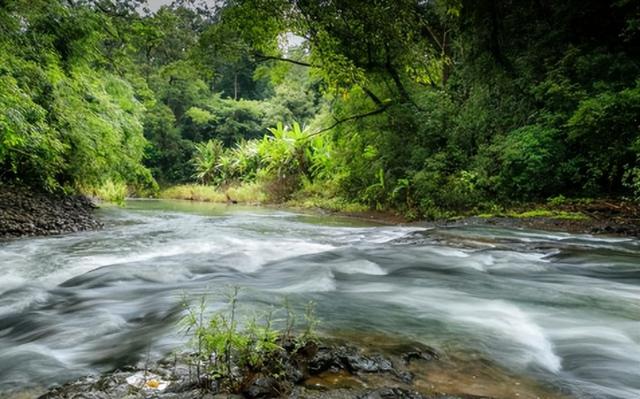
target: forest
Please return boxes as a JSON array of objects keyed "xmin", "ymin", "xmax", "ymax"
[
  {"xmin": 2, "ymin": 0, "xmax": 639, "ymax": 219},
  {"xmin": 3, "ymin": 3, "xmax": 640, "ymax": 399}
]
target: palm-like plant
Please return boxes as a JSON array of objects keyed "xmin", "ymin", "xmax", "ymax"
[
  {"xmin": 306, "ymin": 134, "xmax": 334, "ymax": 181},
  {"xmin": 189, "ymin": 122, "xmax": 338, "ymax": 193},
  {"xmin": 231, "ymin": 139, "xmax": 261, "ymax": 181},
  {"xmin": 259, "ymin": 122, "xmax": 308, "ymax": 179},
  {"xmin": 192, "ymin": 139, "xmax": 224, "ymax": 184}
]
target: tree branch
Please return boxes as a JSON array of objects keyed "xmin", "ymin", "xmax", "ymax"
[
  {"xmin": 253, "ymin": 53, "xmax": 316, "ymax": 67},
  {"xmin": 361, "ymin": 86, "xmax": 383, "ymax": 106},
  {"xmin": 303, "ymin": 104, "xmax": 391, "ymax": 140}
]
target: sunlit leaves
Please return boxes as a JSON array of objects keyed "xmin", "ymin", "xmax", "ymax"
[
  {"xmin": 0, "ymin": 74, "xmax": 65, "ymax": 190},
  {"xmin": 0, "ymin": 0, "xmax": 154, "ymax": 193},
  {"xmin": 185, "ymin": 107, "xmax": 217, "ymax": 124},
  {"xmin": 192, "ymin": 138, "xmax": 225, "ymax": 184}
]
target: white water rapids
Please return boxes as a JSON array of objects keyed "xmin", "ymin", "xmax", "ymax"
[{"xmin": 0, "ymin": 200, "xmax": 638, "ymax": 398}]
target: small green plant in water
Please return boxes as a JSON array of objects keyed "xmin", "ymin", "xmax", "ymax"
[{"xmin": 181, "ymin": 287, "xmax": 319, "ymax": 393}]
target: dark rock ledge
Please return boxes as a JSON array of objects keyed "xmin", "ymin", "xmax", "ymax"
[{"xmin": 0, "ymin": 185, "xmax": 102, "ymax": 239}]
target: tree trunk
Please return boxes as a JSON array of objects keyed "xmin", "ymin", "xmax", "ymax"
[{"xmin": 234, "ymin": 73, "xmax": 238, "ymax": 100}]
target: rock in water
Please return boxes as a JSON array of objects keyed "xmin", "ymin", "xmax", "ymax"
[
  {"xmin": 242, "ymin": 374, "xmax": 279, "ymax": 398},
  {"xmin": 358, "ymin": 388, "xmax": 427, "ymax": 399}
]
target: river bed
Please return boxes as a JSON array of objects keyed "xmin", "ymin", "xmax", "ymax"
[{"xmin": 0, "ymin": 200, "xmax": 639, "ymax": 398}]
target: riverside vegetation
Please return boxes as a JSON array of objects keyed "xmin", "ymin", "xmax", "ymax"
[
  {"xmin": 41, "ymin": 288, "xmax": 460, "ymax": 399},
  {"xmin": 1, "ymin": 0, "xmax": 639, "ymax": 223},
  {"xmin": 180, "ymin": 288, "xmax": 320, "ymax": 394},
  {"xmin": 39, "ymin": 286, "xmax": 564, "ymax": 399},
  {"xmin": 2, "ymin": 2, "xmax": 640, "ymax": 397}
]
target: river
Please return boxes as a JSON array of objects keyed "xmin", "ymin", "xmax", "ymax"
[{"xmin": 0, "ymin": 200, "xmax": 639, "ymax": 398}]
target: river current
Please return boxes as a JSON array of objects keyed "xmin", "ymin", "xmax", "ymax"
[{"xmin": 0, "ymin": 200, "xmax": 638, "ymax": 398}]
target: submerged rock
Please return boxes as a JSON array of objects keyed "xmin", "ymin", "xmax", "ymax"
[{"xmin": 400, "ymin": 348, "xmax": 439, "ymax": 365}]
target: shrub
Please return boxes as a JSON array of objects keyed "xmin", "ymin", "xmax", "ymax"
[
  {"xmin": 623, "ymin": 167, "xmax": 640, "ymax": 201},
  {"xmin": 566, "ymin": 84, "xmax": 640, "ymax": 195},
  {"xmin": 192, "ymin": 139, "xmax": 225, "ymax": 184},
  {"xmin": 493, "ymin": 125, "xmax": 565, "ymax": 199}
]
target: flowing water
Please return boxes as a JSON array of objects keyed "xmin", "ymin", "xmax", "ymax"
[{"xmin": 0, "ymin": 200, "xmax": 639, "ymax": 398}]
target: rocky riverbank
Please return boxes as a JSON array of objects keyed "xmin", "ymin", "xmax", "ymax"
[
  {"xmin": 32, "ymin": 337, "xmax": 565, "ymax": 399},
  {"xmin": 0, "ymin": 185, "xmax": 102, "ymax": 239},
  {"xmin": 336, "ymin": 199, "xmax": 640, "ymax": 237},
  {"xmin": 35, "ymin": 341, "xmax": 470, "ymax": 399},
  {"xmin": 437, "ymin": 199, "xmax": 640, "ymax": 237}
]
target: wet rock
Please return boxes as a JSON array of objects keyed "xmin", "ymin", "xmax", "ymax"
[
  {"xmin": 395, "ymin": 371, "xmax": 414, "ymax": 384},
  {"xmin": 308, "ymin": 345, "xmax": 395, "ymax": 375},
  {"xmin": 163, "ymin": 391, "xmax": 218, "ymax": 399},
  {"xmin": 358, "ymin": 388, "xmax": 427, "ymax": 399},
  {"xmin": 285, "ymin": 361, "xmax": 305, "ymax": 383},
  {"xmin": 400, "ymin": 348, "xmax": 439, "ymax": 365},
  {"xmin": 308, "ymin": 347, "xmax": 337, "ymax": 374},
  {"xmin": 242, "ymin": 374, "xmax": 279, "ymax": 398},
  {"xmin": 344, "ymin": 353, "xmax": 393, "ymax": 373},
  {"xmin": 165, "ymin": 380, "xmax": 201, "ymax": 393},
  {"xmin": 38, "ymin": 341, "xmax": 435, "ymax": 399}
]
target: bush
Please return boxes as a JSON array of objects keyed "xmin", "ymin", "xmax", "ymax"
[
  {"xmin": 411, "ymin": 171, "xmax": 480, "ymax": 219},
  {"xmin": 192, "ymin": 139, "xmax": 225, "ymax": 184},
  {"xmin": 623, "ymin": 167, "xmax": 640, "ymax": 201},
  {"xmin": 566, "ymin": 84, "xmax": 640, "ymax": 195},
  {"xmin": 493, "ymin": 125, "xmax": 565, "ymax": 199}
]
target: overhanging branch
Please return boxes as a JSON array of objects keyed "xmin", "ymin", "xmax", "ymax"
[
  {"xmin": 303, "ymin": 104, "xmax": 391, "ymax": 140},
  {"xmin": 253, "ymin": 53, "xmax": 316, "ymax": 67},
  {"xmin": 361, "ymin": 86, "xmax": 383, "ymax": 106}
]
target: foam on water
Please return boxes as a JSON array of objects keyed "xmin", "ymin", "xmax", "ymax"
[
  {"xmin": 272, "ymin": 268, "xmax": 336, "ymax": 293},
  {"xmin": 450, "ymin": 301, "xmax": 562, "ymax": 373},
  {"xmin": 367, "ymin": 227, "xmax": 428, "ymax": 244},
  {"xmin": 1, "ymin": 201, "xmax": 639, "ymax": 399},
  {"xmin": 0, "ymin": 274, "xmax": 27, "ymax": 296},
  {"xmin": 383, "ymin": 287, "xmax": 562, "ymax": 373},
  {"xmin": 334, "ymin": 260, "xmax": 387, "ymax": 275}
]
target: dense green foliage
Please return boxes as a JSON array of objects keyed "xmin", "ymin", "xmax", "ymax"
[
  {"xmin": 1, "ymin": 0, "xmax": 638, "ymax": 214},
  {"xmin": 0, "ymin": 0, "xmax": 155, "ymax": 194},
  {"xmin": 189, "ymin": 122, "xmax": 333, "ymax": 201}
]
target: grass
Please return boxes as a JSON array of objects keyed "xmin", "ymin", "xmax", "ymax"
[
  {"xmin": 508, "ymin": 210, "xmax": 588, "ymax": 220},
  {"xmin": 160, "ymin": 182, "xmax": 267, "ymax": 204},
  {"xmin": 160, "ymin": 183, "xmax": 370, "ymax": 215},
  {"xmin": 161, "ymin": 184, "xmax": 593, "ymax": 224},
  {"xmin": 477, "ymin": 208, "xmax": 589, "ymax": 220},
  {"xmin": 287, "ymin": 195, "xmax": 368, "ymax": 213},
  {"xmin": 181, "ymin": 288, "xmax": 318, "ymax": 394},
  {"xmin": 84, "ymin": 180, "xmax": 127, "ymax": 205},
  {"xmin": 161, "ymin": 184, "xmax": 227, "ymax": 202},
  {"xmin": 226, "ymin": 182, "xmax": 268, "ymax": 203}
]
